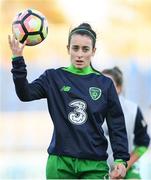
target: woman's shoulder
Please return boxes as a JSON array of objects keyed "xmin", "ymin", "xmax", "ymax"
[
  {"xmin": 44, "ymin": 67, "xmax": 62, "ymax": 74},
  {"xmin": 41, "ymin": 67, "xmax": 68, "ymax": 78},
  {"xmin": 98, "ymin": 72, "xmax": 113, "ymax": 84}
]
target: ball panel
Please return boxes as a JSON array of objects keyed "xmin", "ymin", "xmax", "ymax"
[
  {"xmin": 19, "ymin": 11, "xmax": 29, "ymax": 21},
  {"xmin": 13, "ymin": 10, "xmax": 29, "ymax": 22},
  {"xmin": 24, "ymin": 15, "xmax": 41, "ymax": 32},
  {"xmin": 42, "ymin": 19, "xmax": 48, "ymax": 38},
  {"xmin": 26, "ymin": 34, "xmax": 42, "ymax": 46},
  {"xmin": 12, "ymin": 23, "xmax": 25, "ymax": 41},
  {"xmin": 31, "ymin": 9, "xmax": 45, "ymax": 19}
]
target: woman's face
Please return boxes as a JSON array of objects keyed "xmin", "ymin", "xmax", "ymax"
[{"xmin": 67, "ymin": 34, "xmax": 96, "ymax": 69}]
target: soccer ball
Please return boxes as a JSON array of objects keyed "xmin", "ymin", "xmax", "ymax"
[{"xmin": 12, "ymin": 9, "xmax": 48, "ymax": 46}]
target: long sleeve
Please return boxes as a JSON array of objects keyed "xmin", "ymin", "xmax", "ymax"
[
  {"xmin": 106, "ymin": 80, "xmax": 129, "ymax": 161},
  {"xmin": 11, "ymin": 56, "xmax": 47, "ymax": 101},
  {"xmin": 134, "ymin": 107, "xmax": 150, "ymax": 147}
]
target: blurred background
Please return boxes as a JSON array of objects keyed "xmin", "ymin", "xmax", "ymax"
[{"xmin": 0, "ymin": 0, "xmax": 151, "ymax": 179}]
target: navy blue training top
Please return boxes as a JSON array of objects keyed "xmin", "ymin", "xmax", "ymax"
[{"xmin": 11, "ymin": 56, "xmax": 129, "ymax": 161}]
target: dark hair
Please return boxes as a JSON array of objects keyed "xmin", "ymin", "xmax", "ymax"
[
  {"xmin": 102, "ymin": 66, "xmax": 123, "ymax": 87},
  {"xmin": 68, "ymin": 23, "xmax": 96, "ymax": 48}
]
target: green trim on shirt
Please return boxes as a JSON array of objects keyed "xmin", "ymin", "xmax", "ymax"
[
  {"xmin": 114, "ymin": 159, "xmax": 128, "ymax": 168},
  {"xmin": 133, "ymin": 146, "xmax": 148, "ymax": 157},
  {"xmin": 62, "ymin": 64, "xmax": 100, "ymax": 75},
  {"xmin": 11, "ymin": 55, "xmax": 22, "ymax": 61}
]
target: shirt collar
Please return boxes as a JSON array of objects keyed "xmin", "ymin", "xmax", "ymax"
[{"xmin": 63, "ymin": 64, "xmax": 99, "ymax": 75}]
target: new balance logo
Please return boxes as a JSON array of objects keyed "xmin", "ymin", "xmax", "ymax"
[{"xmin": 60, "ymin": 86, "xmax": 71, "ymax": 92}]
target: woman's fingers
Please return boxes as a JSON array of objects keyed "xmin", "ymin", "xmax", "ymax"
[
  {"xmin": 8, "ymin": 35, "xmax": 12, "ymax": 48},
  {"xmin": 8, "ymin": 34, "xmax": 17, "ymax": 49},
  {"xmin": 15, "ymin": 38, "xmax": 20, "ymax": 48},
  {"xmin": 13, "ymin": 36, "xmax": 19, "ymax": 48},
  {"xmin": 12, "ymin": 34, "xmax": 16, "ymax": 48},
  {"xmin": 110, "ymin": 164, "xmax": 126, "ymax": 179},
  {"xmin": 21, "ymin": 40, "xmax": 26, "ymax": 51},
  {"xmin": 8, "ymin": 34, "xmax": 26, "ymax": 56}
]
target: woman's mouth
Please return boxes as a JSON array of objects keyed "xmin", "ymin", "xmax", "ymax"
[{"xmin": 75, "ymin": 60, "xmax": 83, "ymax": 65}]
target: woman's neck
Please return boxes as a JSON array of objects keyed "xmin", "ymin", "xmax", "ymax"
[
  {"xmin": 65, "ymin": 64, "xmax": 96, "ymax": 75},
  {"xmin": 62, "ymin": 64, "xmax": 100, "ymax": 75}
]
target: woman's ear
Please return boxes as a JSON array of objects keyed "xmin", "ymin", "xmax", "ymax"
[
  {"xmin": 92, "ymin": 47, "xmax": 96, "ymax": 56},
  {"xmin": 67, "ymin": 45, "xmax": 70, "ymax": 54},
  {"xmin": 116, "ymin": 85, "xmax": 122, "ymax": 95}
]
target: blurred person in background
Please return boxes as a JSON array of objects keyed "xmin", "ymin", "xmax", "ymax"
[
  {"xmin": 8, "ymin": 23, "xmax": 129, "ymax": 179},
  {"xmin": 102, "ymin": 66, "xmax": 150, "ymax": 179}
]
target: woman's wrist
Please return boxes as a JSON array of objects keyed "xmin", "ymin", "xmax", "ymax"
[
  {"xmin": 12, "ymin": 53, "xmax": 23, "ymax": 57},
  {"xmin": 11, "ymin": 55, "xmax": 23, "ymax": 61},
  {"xmin": 114, "ymin": 159, "xmax": 128, "ymax": 168}
]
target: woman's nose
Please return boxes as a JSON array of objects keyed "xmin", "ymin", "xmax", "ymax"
[{"xmin": 77, "ymin": 49, "xmax": 83, "ymax": 58}]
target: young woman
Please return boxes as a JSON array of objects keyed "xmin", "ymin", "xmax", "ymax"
[
  {"xmin": 8, "ymin": 23, "xmax": 129, "ymax": 179},
  {"xmin": 102, "ymin": 66, "xmax": 150, "ymax": 179}
]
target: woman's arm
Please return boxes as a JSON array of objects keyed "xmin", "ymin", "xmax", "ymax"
[
  {"xmin": 8, "ymin": 35, "xmax": 47, "ymax": 101},
  {"xmin": 106, "ymin": 80, "xmax": 129, "ymax": 178},
  {"xmin": 127, "ymin": 107, "xmax": 150, "ymax": 170}
]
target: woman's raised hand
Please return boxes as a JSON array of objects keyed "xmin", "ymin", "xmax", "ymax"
[{"xmin": 8, "ymin": 35, "xmax": 26, "ymax": 57}]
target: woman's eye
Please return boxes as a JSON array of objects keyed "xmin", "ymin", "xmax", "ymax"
[
  {"xmin": 72, "ymin": 46, "xmax": 79, "ymax": 51},
  {"xmin": 83, "ymin": 48, "xmax": 89, "ymax": 52}
]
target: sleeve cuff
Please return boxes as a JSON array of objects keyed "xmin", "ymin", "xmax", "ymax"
[
  {"xmin": 114, "ymin": 159, "xmax": 128, "ymax": 168},
  {"xmin": 133, "ymin": 146, "xmax": 148, "ymax": 157},
  {"xmin": 12, "ymin": 56, "xmax": 23, "ymax": 61},
  {"xmin": 11, "ymin": 56, "xmax": 26, "ymax": 69}
]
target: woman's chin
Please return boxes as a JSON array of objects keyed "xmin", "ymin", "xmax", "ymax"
[{"xmin": 75, "ymin": 64, "xmax": 85, "ymax": 69}]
